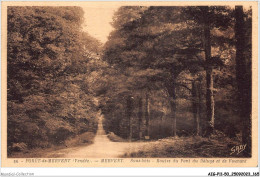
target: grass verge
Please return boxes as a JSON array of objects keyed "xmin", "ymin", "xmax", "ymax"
[
  {"xmin": 9, "ymin": 132, "xmax": 96, "ymax": 158},
  {"xmin": 123, "ymin": 132, "xmax": 243, "ymax": 158}
]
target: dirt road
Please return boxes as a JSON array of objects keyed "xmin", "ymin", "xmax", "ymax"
[{"xmin": 45, "ymin": 115, "xmax": 148, "ymax": 158}]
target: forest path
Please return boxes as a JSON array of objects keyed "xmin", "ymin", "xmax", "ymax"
[{"xmin": 45, "ymin": 115, "xmax": 149, "ymax": 158}]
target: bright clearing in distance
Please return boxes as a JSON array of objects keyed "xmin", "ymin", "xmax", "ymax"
[{"xmin": 82, "ymin": 6, "xmax": 120, "ymax": 44}]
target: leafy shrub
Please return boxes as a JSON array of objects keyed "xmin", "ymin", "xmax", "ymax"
[
  {"xmin": 65, "ymin": 132, "xmax": 96, "ymax": 147},
  {"xmin": 107, "ymin": 132, "xmax": 126, "ymax": 142},
  {"xmin": 11, "ymin": 143, "xmax": 28, "ymax": 152}
]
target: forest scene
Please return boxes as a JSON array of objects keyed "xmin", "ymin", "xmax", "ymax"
[{"xmin": 7, "ymin": 5, "xmax": 252, "ymax": 158}]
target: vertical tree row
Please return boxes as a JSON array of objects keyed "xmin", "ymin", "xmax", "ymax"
[{"xmin": 100, "ymin": 5, "xmax": 252, "ymax": 154}]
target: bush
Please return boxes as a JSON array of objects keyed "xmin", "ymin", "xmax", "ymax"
[
  {"xmin": 65, "ymin": 132, "xmax": 95, "ymax": 147},
  {"xmin": 107, "ymin": 132, "xmax": 126, "ymax": 142},
  {"xmin": 11, "ymin": 143, "xmax": 27, "ymax": 152}
]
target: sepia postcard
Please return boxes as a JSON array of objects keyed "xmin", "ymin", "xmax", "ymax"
[{"xmin": 1, "ymin": 1, "xmax": 258, "ymax": 168}]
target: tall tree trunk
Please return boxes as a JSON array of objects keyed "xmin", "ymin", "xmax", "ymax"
[
  {"xmin": 138, "ymin": 96, "xmax": 143, "ymax": 140},
  {"xmin": 144, "ymin": 92, "xmax": 150, "ymax": 138},
  {"xmin": 170, "ymin": 99, "xmax": 177, "ymax": 137},
  {"xmin": 168, "ymin": 67, "xmax": 177, "ymax": 137},
  {"xmin": 198, "ymin": 79, "xmax": 202, "ymax": 135},
  {"xmin": 192, "ymin": 80, "xmax": 200, "ymax": 136},
  {"xmin": 126, "ymin": 95, "xmax": 133, "ymax": 142},
  {"xmin": 235, "ymin": 6, "xmax": 251, "ymax": 157},
  {"xmin": 202, "ymin": 6, "xmax": 214, "ymax": 137}
]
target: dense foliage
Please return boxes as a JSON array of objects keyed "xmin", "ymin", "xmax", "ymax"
[{"xmin": 7, "ymin": 7, "xmax": 101, "ymax": 154}]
